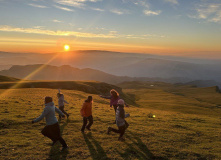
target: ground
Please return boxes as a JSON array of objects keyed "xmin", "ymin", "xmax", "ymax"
[{"xmin": 0, "ymin": 83, "xmax": 221, "ymax": 159}]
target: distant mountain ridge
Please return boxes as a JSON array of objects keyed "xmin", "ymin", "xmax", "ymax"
[
  {"xmin": 1, "ymin": 50, "xmax": 221, "ymax": 85},
  {"xmin": 0, "ymin": 64, "xmax": 220, "ymax": 88}
]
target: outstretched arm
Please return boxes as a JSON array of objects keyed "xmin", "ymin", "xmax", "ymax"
[
  {"xmin": 99, "ymin": 95, "xmax": 111, "ymax": 99},
  {"xmin": 64, "ymin": 99, "xmax": 69, "ymax": 104},
  {"xmin": 32, "ymin": 108, "xmax": 49, "ymax": 123},
  {"xmin": 55, "ymin": 107, "xmax": 65, "ymax": 117}
]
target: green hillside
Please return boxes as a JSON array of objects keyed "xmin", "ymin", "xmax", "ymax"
[
  {"xmin": 0, "ymin": 75, "xmax": 19, "ymax": 82},
  {"xmin": 0, "ymin": 81, "xmax": 220, "ymax": 159}
]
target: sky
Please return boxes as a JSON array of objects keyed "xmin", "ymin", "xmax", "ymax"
[{"xmin": 0, "ymin": 0, "xmax": 221, "ymax": 57}]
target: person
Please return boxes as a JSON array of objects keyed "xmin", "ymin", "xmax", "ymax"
[
  {"xmin": 100, "ymin": 89, "xmax": 120, "ymax": 123},
  {"xmin": 32, "ymin": 96, "xmax": 68, "ymax": 151},
  {"xmin": 80, "ymin": 96, "xmax": 93, "ymax": 133},
  {"xmin": 107, "ymin": 99, "xmax": 129, "ymax": 141},
  {"xmin": 57, "ymin": 89, "xmax": 69, "ymax": 120}
]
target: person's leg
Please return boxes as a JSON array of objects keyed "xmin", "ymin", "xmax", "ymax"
[
  {"xmin": 108, "ymin": 127, "xmax": 120, "ymax": 133},
  {"xmin": 125, "ymin": 120, "xmax": 129, "ymax": 130},
  {"xmin": 113, "ymin": 105, "xmax": 117, "ymax": 113},
  {"xmin": 61, "ymin": 105, "xmax": 69, "ymax": 117},
  {"xmin": 81, "ymin": 117, "xmax": 87, "ymax": 132},
  {"xmin": 59, "ymin": 106, "xmax": 64, "ymax": 119},
  {"xmin": 118, "ymin": 125, "xmax": 126, "ymax": 139},
  {"xmin": 113, "ymin": 105, "xmax": 117, "ymax": 124},
  {"xmin": 41, "ymin": 125, "xmax": 57, "ymax": 143},
  {"xmin": 51, "ymin": 123, "xmax": 68, "ymax": 148},
  {"xmin": 58, "ymin": 137, "xmax": 68, "ymax": 148},
  {"xmin": 86, "ymin": 115, "xmax": 93, "ymax": 130}
]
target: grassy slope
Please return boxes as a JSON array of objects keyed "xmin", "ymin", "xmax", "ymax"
[
  {"xmin": 0, "ymin": 83, "xmax": 221, "ymax": 159},
  {"xmin": 0, "ymin": 75, "xmax": 19, "ymax": 82}
]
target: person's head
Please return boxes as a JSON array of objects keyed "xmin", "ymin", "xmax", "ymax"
[
  {"xmin": 85, "ymin": 96, "xmax": 93, "ymax": 103},
  {"xmin": 57, "ymin": 93, "xmax": 63, "ymax": 98},
  {"xmin": 110, "ymin": 89, "xmax": 119, "ymax": 98},
  {"xmin": 45, "ymin": 96, "xmax": 53, "ymax": 104},
  {"xmin": 117, "ymin": 99, "xmax": 124, "ymax": 106}
]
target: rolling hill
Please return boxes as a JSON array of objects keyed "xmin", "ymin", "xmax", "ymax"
[
  {"xmin": 0, "ymin": 81, "xmax": 220, "ymax": 159},
  {"xmin": 0, "ymin": 75, "xmax": 19, "ymax": 82}
]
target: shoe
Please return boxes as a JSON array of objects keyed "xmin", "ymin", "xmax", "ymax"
[
  {"xmin": 86, "ymin": 127, "xmax": 91, "ymax": 131},
  {"xmin": 118, "ymin": 137, "xmax": 125, "ymax": 142},
  {"xmin": 61, "ymin": 146, "xmax": 69, "ymax": 152},
  {"xmin": 51, "ymin": 140, "xmax": 57, "ymax": 146},
  {"xmin": 107, "ymin": 127, "xmax": 111, "ymax": 134}
]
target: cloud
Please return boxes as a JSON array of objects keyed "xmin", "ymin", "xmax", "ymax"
[
  {"xmin": 110, "ymin": 9, "xmax": 124, "ymax": 15},
  {"xmin": 54, "ymin": 0, "xmax": 101, "ymax": 9},
  {"xmin": 0, "ymin": 25, "xmax": 117, "ymax": 38},
  {"xmin": 91, "ymin": 7, "xmax": 104, "ymax": 12},
  {"xmin": 28, "ymin": 3, "xmax": 48, "ymax": 8},
  {"xmin": 0, "ymin": 25, "xmax": 165, "ymax": 40},
  {"xmin": 164, "ymin": 0, "xmax": 178, "ymax": 5},
  {"xmin": 110, "ymin": 8, "xmax": 130, "ymax": 15},
  {"xmin": 54, "ymin": 5, "xmax": 74, "ymax": 12},
  {"xmin": 191, "ymin": 3, "xmax": 221, "ymax": 23},
  {"xmin": 143, "ymin": 10, "xmax": 161, "ymax": 16},
  {"xmin": 52, "ymin": 19, "xmax": 63, "ymax": 23}
]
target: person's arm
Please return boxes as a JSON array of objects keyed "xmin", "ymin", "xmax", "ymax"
[
  {"xmin": 32, "ymin": 107, "xmax": 49, "ymax": 123},
  {"xmin": 119, "ymin": 108, "xmax": 125, "ymax": 119},
  {"xmin": 99, "ymin": 95, "xmax": 111, "ymax": 99},
  {"xmin": 80, "ymin": 103, "xmax": 86, "ymax": 117},
  {"xmin": 55, "ymin": 107, "xmax": 65, "ymax": 117},
  {"xmin": 64, "ymin": 99, "xmax": 69, "ymax": 104}
]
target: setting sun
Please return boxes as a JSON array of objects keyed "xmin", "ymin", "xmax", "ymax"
[{"xmin": 64, "ymin": 45, "xmax": 70, "ymax": 51}]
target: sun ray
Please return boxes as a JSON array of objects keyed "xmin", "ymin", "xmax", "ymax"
[{"xmin": 0, "ymin": 53, "xmax": 60, "ymax": 99}]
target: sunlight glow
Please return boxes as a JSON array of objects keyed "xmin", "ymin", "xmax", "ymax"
[{"xmin": 64, "ymin": 45, "xmax": 70, "ymax": 51}]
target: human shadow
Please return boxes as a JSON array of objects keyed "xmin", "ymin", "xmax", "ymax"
[
  {"xmin": 83, "ymin": 132, "xmax": 110, "ymax": 160},
  {"xmin": 117, "ymin": 130, "xmax": 167, "ymax": 160},
  {"xmin": 47, "ymin": 121, "xmax": 69, "ymax": 160}
]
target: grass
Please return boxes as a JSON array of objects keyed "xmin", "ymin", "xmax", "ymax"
[{"xmin": 0, "ymin": 81, "xmax": 221, "ymax": 159}]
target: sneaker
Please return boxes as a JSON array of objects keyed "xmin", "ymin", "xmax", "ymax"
[
  {"xmin": 61, "ymin": 146, "xmax": 69, "ymax": 152},
  {"xmin": 86, "ymin": 127, "xmax": 91, "ymax": 131},
  {"xmin": 118, "ymin": 137, "xmax": 125, "ymax": 142},
  {"xmin": 51, "ymin": 140, "xmax": 57, "ymax": 146},
  {"xmin": 107, "ymin": 127, "xmax": 111, "ymax": 134}
]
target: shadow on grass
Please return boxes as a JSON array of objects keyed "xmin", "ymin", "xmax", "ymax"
[
  {"xmin": 47, "ymin": 120, "xmax": 69, "ymax": 160},
  {"xmin": 83, "ymin": 132, "xmax": 110, "ymax": 160},
  {"xmin": 117, "ymin": 130, "xmax": 167, "ymax": 160}
]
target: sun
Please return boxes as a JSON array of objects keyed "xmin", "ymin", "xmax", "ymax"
[{"xmin": 64, "ymin": 45, "xmax": 70, "ymax": 51}]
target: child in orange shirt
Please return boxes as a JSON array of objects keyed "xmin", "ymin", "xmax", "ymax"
[{"xmin": 80, "ymin": 96, "xmax": 93, "ymax": 133}]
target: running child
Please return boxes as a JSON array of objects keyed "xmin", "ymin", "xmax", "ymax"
[
  {"xmin": 80, "ymin": 96, "xmax": 93, "ymax": 133},
  {"xmin": 107, "ymin": 99, "xmax": 130, "ymax": 141},
  {"xmin": 32, "ymin": 96, "xmax": 68, "ymax": 151},
  {"xmin": 57, "ymin": 89, "xmax": 69, "ymax": 120}
]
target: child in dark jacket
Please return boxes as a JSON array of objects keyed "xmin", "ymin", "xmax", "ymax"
[
  {"xmin": 107, "ymin": 99, "xmax": 129, "ymax": 141},
  {"xmin": 80, "ymin": 96, "xmax": 93, "ymax": 133},
  {"xmin": 32, "ymin": 96, "xmax": 68, "ymax": 151}
]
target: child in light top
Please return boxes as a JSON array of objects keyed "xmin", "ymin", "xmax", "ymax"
[
  {"xmin": 107, "ymin": 99, "xmax": 129, "ymax": 141},
  {"xmin": 32, "ymin": 96, "xmax": 68, "ymax": 151},
  {"xmin": 57, "ymin": 89, "xmax": 69, "ymax": 119}
]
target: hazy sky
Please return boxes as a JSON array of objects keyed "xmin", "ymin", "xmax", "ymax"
[{"xmin": 0, "ymin": 0, "xmax": 221, "ymax": 57}]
